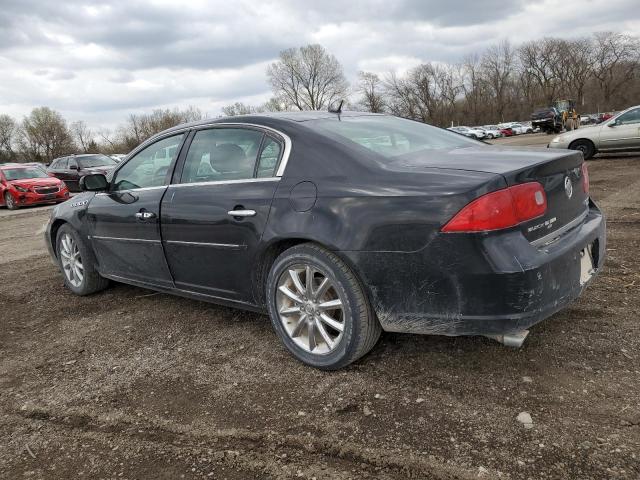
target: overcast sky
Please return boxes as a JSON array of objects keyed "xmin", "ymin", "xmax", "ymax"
[{"xmin": 1, "ymin": 0, "xmax": 638, "ymax": 130}]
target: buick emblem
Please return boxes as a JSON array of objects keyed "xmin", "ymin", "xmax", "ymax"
[{"xmin": 564, "ymin": 176, "xmax": 573, "ymax": 199}]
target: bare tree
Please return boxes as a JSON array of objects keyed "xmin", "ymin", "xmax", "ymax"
[
  {"xmin": 261, "ymin": 96, "xmax": 290, "ymax": 112},
  {"xmin": 118, "ymin": 107, "xmax": 203, "ymax": 151},
  {"xmin": 70, "ymin": 120, "xmax": 93, "ymax": 153},
  {"xmin": 357, "ymin": 71, "xmax": 385, "ymax": 113},
  {"xmin": 592, "ymin": 32, "xmax": 640, "ymax": 108},
  {"xmin": 482, "ymin": 40, "xmax": 515, "ymax": 122},
  {"xmin": 18, "ymin": 107, "xmax": 75, "ymax": 162},
  {"xmin": 267, "ymin": 44, "xmax": 349, "ymax": 110},
  {"xmin": 461, "ymin": 54, "xmax": 489, "ymax": 126},
  {"xmin": 0, "ymin": 114, "xmax": 16, "ymax": 162},
  {"xmin": 560, "ymin": 37, "xmax": 593, "ymax": 106},
  {"xmin": 222, "ymin": 102, "xmax": 256, "ymax": 116}
]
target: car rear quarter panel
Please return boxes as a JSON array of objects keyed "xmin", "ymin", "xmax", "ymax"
[{"xmin": 263, "ymin": 167, "xmax": 506, "ymax": 253}]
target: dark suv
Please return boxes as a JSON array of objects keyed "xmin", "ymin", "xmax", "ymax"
[{"xmin": 47, "ymin": 154, "xmax": 118, "ymax": 192}]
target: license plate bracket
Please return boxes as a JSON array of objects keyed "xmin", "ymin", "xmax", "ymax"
[{"xmin": 579, "ymin": 246, "xmax": 594, "ymax": 286}]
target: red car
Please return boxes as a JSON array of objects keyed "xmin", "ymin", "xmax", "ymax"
[
  {"xmin": 500, "ymin": 127, "xmax": 515, "ymax": 136},
  {"xmin": 0, "ymin": 164, "xmax": 70, "ymax": 210}
]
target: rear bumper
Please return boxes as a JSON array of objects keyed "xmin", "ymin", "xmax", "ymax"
[{"xmin": 344, "ymin": 201, "xmax": 606, "ymax": 336}]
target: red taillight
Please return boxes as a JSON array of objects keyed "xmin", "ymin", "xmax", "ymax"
[
  {"xmin": 581, "ymin": 162, "xmax": 589, "ymax": 194},
  {"xmin": 442, "ymin": 182, "xmax": 547, "ymax": 233}
]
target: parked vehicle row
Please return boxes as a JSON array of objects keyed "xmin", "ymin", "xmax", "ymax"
[
  {"xmin": 45, "ymin": 111, "xmax": 604, "ymax": 369},
  {"xmin": 448, "ymin": 122, "xmax": 534, "ymax": 140},
  {"xmin": 0, "ymin": 164, "xmax": 69, "ymax": 210},
  {"xmin": 46, "ymin": 154, "xmax": 118, "ymax": 192}
]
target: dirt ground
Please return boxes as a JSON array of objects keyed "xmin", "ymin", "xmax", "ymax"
[{"xmin": 1, "ymin": 134, "xmax": 639, "ymax": 479}]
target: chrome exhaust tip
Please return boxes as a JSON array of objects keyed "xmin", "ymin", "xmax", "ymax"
[{"xmin": 485, "ymin": 330, "xmax": 529, "ymax": 348}]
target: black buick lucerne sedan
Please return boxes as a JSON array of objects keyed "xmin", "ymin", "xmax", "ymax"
[{"xmin": 44, "ymin": 111, "xmax": 605, "ymax": 369}]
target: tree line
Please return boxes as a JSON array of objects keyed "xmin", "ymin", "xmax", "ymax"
[{"xmin": 1, "ymin": 31, "xmax": 638, "ymax": 163}]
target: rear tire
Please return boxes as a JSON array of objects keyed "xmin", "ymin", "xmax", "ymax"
[
  {"xmin": 266, "ymin": 243, "xmax": 381, "ymax": 370},
  {"xmin": 569, "ymin": 139, "xmax": 596, "ymax": 160},
  {"xmin": 5, "ymin": 192, "xmax": 18, "ymax": 210},
  {"xmin": 55, "ymin": 224, "xmax": 110, "ymax": 295}
]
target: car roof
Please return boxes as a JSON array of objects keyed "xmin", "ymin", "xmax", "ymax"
[
  {"xmin": 0, "ymin": 163, "xmax": 29, "ymax": 169},
  {"xmin": 155, "ymin": 110, "xmax": 385, "ymax": 137}
]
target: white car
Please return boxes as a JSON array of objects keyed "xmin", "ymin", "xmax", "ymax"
[
  {"xmin": 478, "ymin": 126, "xmax": 503, "ymax": 139},
  {"xmin": 447, "ymin": 126, "xmax": 485, "ymax": 139},
  {"xmin": 501, "ymin": 123, "xmax": 533, "ymax": 135}
]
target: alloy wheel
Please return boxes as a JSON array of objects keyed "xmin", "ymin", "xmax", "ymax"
[
  {"xmin": 276, "ymin": 264, "xmax": 345, "ymax": 355},
  {"xmin": 5, "ymin": 193, "xmax": 15, "ymax": 209},
  {"xmin": 60, "ymin": 233, "xmax": 84, "ymax": 287}
]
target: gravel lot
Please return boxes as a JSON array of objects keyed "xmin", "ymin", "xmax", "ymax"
[{"xmin": 1, "ymin": 134, "xmax": 639, "ymax": 479}]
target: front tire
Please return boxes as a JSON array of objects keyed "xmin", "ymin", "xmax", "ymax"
[
  {"xmin": 569, "ymin": 139, "xmax": 596, "ymax": 160},
  {"xmin": 266, "ymin": 244, "xmax": 381, "ymax": 370},
  {"xmin": 56, "ymin": 224, "xmax": 109, "ymax": 295},
  {"xmin": 5, "ymin": 192, "xmax": 18, "ymax": 210}
]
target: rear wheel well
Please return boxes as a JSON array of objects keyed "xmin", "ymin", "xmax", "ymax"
[{"xmin": 253, "ymin": 239, "xmax": 310, "ymax": 306}]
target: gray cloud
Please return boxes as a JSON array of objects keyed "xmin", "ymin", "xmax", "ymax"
[{"xmin": 0, "ymin": 0, "xmax": 638, "ymax": 129}]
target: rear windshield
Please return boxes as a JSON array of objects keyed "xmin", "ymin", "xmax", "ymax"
[
  {"xmin": 77, "ymin": 155, "xmax": 117, "ymax": 168},
  {"xmin": 2, "ymin": 167, "xmax": 49, "ymax": 180},
  {"xmin": 308, "ymin": 115, "xmax": 480, "ymax": 158}
]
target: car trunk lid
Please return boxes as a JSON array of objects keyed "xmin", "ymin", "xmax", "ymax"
[{"xmin": 388, "ymin": 146, "xmax": 589, "ymax": 243}]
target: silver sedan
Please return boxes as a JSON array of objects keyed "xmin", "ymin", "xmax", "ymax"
[{"xmin": 548, "ymin": 105, "xmax": 640, "ymax": 159}]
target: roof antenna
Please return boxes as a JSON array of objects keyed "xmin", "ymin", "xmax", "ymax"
[{"xmin": 328, "ymin": 100, "xmax": 344, "ymax": 114}]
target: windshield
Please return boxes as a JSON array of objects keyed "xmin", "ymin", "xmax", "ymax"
[
  {"xmin": 77, "ymin": 155, "xmax": 117, "ymax": 168},
  {"xmin": 3, "ymin": 167, "xmax": 50, "ymax": 180},
  {"xmin": 309, "ymin": 116, "xmax": 479, "ymax": 158}
]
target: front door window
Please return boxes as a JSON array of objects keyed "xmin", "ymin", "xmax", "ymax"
[{"xmin": 113, "ymin": 134, "xmax": 185, "ymax": 191}]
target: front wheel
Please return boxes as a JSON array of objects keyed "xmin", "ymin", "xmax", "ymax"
[
  {"xmin": 56, "ymin": 225, "xmax": 109, "ymax": 295},
  {"xmin": 569, "ymin": 139, "xmax": 596, "ymax": 160},
  {"xmin": 487, "ymin": 133, "xmax": 494, "ymax": 139},
  {"xmin": 266, "ymin": 244, "xmax": 381, "ymax": 370},
  {"xmin": 4, "ymin": 192, "xmax": 18, "ymax": 210}
]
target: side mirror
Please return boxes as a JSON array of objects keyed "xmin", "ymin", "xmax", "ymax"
[
  {"xmin": 79, "ymin": 173, "xmax": 109, "ymax": 192},
  {"xmin": 69, "ymin": 163, "xmax": 79, "ymax": 170},
  {"xmin": 608, "ymin": 120, "xmax": 619, "ymax": 127}
]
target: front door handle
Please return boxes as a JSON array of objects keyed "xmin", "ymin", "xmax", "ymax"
[
  {"xmin": 135, "ymin": 211, "xmax": 157, "ymax": 220},
  {"xmin": 227, "ymin": 209, "xmax": 256, "ymax": 217}
]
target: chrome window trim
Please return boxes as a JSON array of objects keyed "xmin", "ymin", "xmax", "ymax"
[
  {"xmin": 531, "ymin": 208, "xmax": 589, "ymax": 248},
  {"xmin": 188, "ymin": 122, "xmax": 292, "ymax": 177},
  {"xmin": 112, "ymin": 122, "xmax": 292, "ymax": 189},
  {"xmin": 170, "ymin": 177, "xmax": 280, "ymax": 189}
]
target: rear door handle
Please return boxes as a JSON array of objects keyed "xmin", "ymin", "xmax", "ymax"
[
  {"xmin": 135, "ymin": 211, "xmax": 157, "ymax": 220},
  {"xmin": 227, "ymin": 209, "xmax": 256, "ymax": 217}
]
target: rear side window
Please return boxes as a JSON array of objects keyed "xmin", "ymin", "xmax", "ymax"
[
  {"xmin": 256, "ymin": 136, "xmax": 282, "ymax": 178},
  {"xmin": 309, "ymin": 115, "xmax": 478, "ymax": 158},
  {"xmin": 181, "ymin": 128, "xmax": 264, "ymax": 183}
]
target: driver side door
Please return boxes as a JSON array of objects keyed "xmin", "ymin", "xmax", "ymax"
[{"xmin": 86, "ymin": 133, "xmax": 186, "ymax": 287}]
